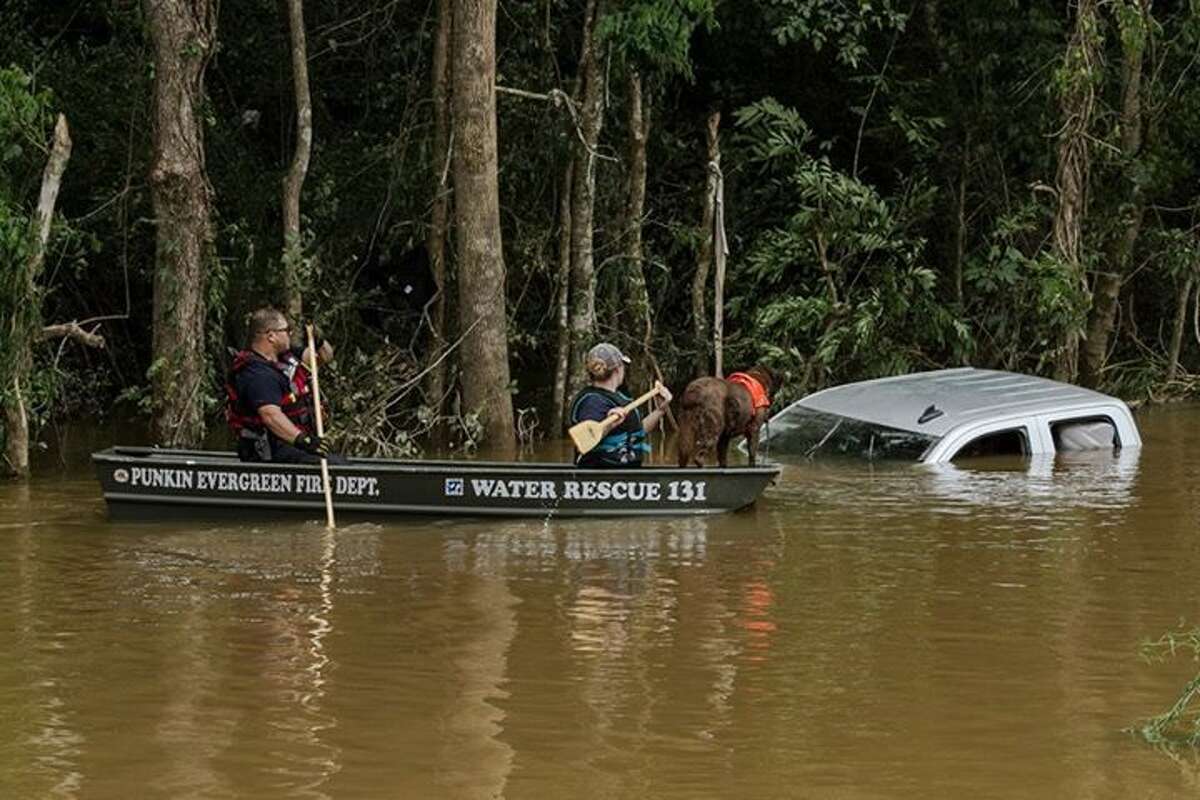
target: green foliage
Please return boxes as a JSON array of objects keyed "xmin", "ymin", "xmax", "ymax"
[
  {"xmin": 0, "ymin": 202, "xmax": 34, "ymax": 390},
  {"xmin": 1133, "ymin": 625, "xmax": 1200, "ymax": 748},
  {"xmin": 963, "ymin": 202, "xmax": 1091, "ymax": 373},
  {"xmin": 1113, "ymin": 0, "xmax": 1152, "ymax": 55},
  {"xmin": 598, "ymin": 0, "xmax": 716, "ymax": 78},
  {"xmin": 320, "ymin": 343, "xmax": 483, "ymax": 458},
  {"xmin": 0, "ymin": 65, "xmax": 54, "ymax": 415},
  {"xmin": 766, "ymin": 0, "xmax": 908, "ymax": 68},
  {"xmin": 728, "ymin": 98, "xmax": 969, "ymax": 399},
  {"xmin": 1051, "ymin": 0, "xmax": 1105, "ymax": 100},
  {"xmin": 0, "ymin": 66, "xmax": 53, "ymax": 202},
  {"xmin": 322, "ymin": 345, "xmax": 423, "ymax": 458}
]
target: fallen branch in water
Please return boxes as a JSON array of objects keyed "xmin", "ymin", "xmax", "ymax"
[{"xmin": 1131, "ymin": 624, "xmax": 1200, "ymax": 748}]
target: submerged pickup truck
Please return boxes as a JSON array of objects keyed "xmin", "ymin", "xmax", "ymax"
[{"xmin": 760, "ymin": 368, "xmax": 1141, "ymax": 464}]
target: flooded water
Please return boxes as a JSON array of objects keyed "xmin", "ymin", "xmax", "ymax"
[{"xmin": 3, "ymin": 406, "xmax": 1200, "ymax": 798}]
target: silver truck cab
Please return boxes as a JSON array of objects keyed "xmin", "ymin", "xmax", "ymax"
[{"xmin": 761, "ymin": 368, "xmax": 1141, "ymax": 464}]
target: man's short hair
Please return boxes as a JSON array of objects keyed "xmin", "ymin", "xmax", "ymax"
[{"xmin": 248, "ymin": 307, "xmax": 286, "ymax": 341}]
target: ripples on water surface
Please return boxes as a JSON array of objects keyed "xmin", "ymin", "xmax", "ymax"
[{"xmin": 3, "ymin": 406, "xmax": 1200, "ymax": 798}]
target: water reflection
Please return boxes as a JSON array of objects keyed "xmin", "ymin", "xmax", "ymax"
[
  {"xmin": 766, "ymin": 446, "xmax": 1143, "ymax": 544},
  {"xmin": 924, "ymin": 447, "xmax": 1140, "ymax": 512},
  {"xmin": 9, "ymin": 482, "xmax": 86, "ymax": 798},
  {"xmin": 439, "ymin": 536, "xmax": 517, "ymax": 800},
  {"xmin": 151, "ymin": 582, "xmax": 236, "ymax": 799}
]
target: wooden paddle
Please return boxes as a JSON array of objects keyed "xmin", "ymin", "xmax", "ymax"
[
  {"xmin": 306, "ymin": 324, "xmax": 336, "ymax": 529},
  {"xmin": 568, "ymin": 383, "xmax": 664, "ymax": 455}
]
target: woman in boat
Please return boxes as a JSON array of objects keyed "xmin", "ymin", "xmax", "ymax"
[{"xmin": 568, "ymin": 342, "xmax": 672, "ymax": 468}]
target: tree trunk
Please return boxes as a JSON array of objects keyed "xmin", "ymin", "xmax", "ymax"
[
  {"xmin": 424, "ymin": 0, "xmax": 453, "ymax": 443},
  {"xmin": 1080, "ymin": 0, "xmax": 1148, "ymax": 388},
  {"xmin": 144, "ymin": 0, "xmax": 218, "ymax": 448},
  {"xmin": 451, "ymin": 0, "xmax": 514, "ymax": 451},
  {"xmin": 564, "ymin": 0, "xmax": 606, "ymax": 406},
  {"xmin": 620, "ymin": 69, "xmax": 654, "ymax": 392},
  {"xmin": 692, "ymin": 111, "xmax": 720, "ymax": 377},
  {"xmin": 281, "ymin": 0, "xmax": 312, "ymax": 319},
  {"xmin": 954, "ymin": 130, "xmax": 970, "ymax": 308},
  {"xmin": 550, "ymin": 160, "xmax": 574, "ymax": 434},
  {"xmin": 1166, "ymin": 277, "xmax": 1193, "ymax": 384},
  {"xmin": 712, "ymin": 132, "xmax": 727, "ymax": 378},
  {"xmin": 927, "ymin": 0, "xmax": 968, "ymax": 314},
  {"xmin": 1051, "ymin": 0, "xmax": 1100, "ymax": 382},
  {"xmin": 2, "ymin": 115, "xmax": 72, "ymax": 478}
]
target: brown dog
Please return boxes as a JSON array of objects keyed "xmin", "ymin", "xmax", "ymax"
[{"xmin": 676, "ymin": 366, "xmax": 776, "ymax": 467}]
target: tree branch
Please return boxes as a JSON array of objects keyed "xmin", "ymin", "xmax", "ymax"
[
  {"xmin": 42, "ymin": 322, "xmax": 106, "ymax": 349},
  {"xmin": 496, "ymin": 84, "xmax": 617, "ymax": 163}
]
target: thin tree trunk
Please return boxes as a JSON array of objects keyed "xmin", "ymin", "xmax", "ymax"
[
  {"xmin": 814, "ymin": 229, "xmax": 839, "ymax": 306},
  {"xmin": 1051, "ymin": 0, "xmax": 1100, "ymax": 382},
  {"xmin": 564, "ymin": 0, "xmax": 606, "ymax": 406},
  {"xmin": 3, "ymin": 115, "xmax": 72, "ymax": 478},
  {"xmin": 144, "ymin": 0, "xmax": 218, "ymax": 448},
  {"xmin": 281, "ymin": 0, "xmax": 312, "ymax": 319},
  {"xmin": 712, "ymin": 135, "xmax": 727, "ymax": 378},
  {"xmin": 424, "ymin": 0, "xmax": 453, "ymax": 443},
  {"xmin": 451, "ymin": 0, "xmax": 514, "ymax": 451},
  {"xmin": 954, "ymin": 130, "xmax": 970, "ymax": 308},
  {"xmin": 927, "ymin": 0, "xmax": 968, "ymax": 314},
  {"xmin": 1080, "ymin": 0, "xmax": 1148, "ymax": 388},
  {"xmin": 1166, "ymin": 277, "xmax": 1193, "ymax": 384},
  {"xmin": 550, "ymin": 160, "xmax": 574, "ymax": 434},
  {"xmin": 621, "ymin": 69, "xmax": 654, "ymax": 391},
  {"xmin": 692, "ymin": 111, "xmax": 720, "ymax": 377}
]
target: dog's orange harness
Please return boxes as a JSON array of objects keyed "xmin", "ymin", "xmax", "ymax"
[{"xmin": 726, "ymin": 372, "xmax": 771, "ymax": 411}]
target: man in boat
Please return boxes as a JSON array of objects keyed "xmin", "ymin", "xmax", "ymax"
[
  {"xmin": 226, "ymin": 307, "xmax": 343, "ymax": 464},
  {"xmin": 568, "ymin": 342, "xmax": 672, "ymax": 468}
]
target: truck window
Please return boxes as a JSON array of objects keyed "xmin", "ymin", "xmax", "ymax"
[
  {"xmin": 952, "ymin": 428, "xmax": 1028, "ymax": 460},
  {"xmin": 1051, "ymin": 417, "xmax": 1117, "ymax": 451}
]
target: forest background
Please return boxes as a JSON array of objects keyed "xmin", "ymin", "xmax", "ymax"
[{"xmin": 2, "ymin": 0, "xmax": 1200, "ymax": 476}]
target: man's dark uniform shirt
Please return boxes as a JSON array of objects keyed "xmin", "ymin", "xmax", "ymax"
[{"xmin": 233, "ymin": 347, "xmax": 319, "ymax": 463}]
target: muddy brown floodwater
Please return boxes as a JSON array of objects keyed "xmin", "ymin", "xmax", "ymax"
[{"xmin": 3, "ymin": 405, "xmax": 1200, "ymax": 798}]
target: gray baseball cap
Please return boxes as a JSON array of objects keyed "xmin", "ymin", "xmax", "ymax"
[{"xmin": 585, "ymin": 342, "xmax": 631, "ymax": 377}]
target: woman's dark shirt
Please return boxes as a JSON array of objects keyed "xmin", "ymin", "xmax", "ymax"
[{"xmin": 568, "ymin": 386, "xmax": 648, "ymax": 467}]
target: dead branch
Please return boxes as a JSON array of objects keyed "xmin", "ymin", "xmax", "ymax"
[
  {"xmin": 496, "ymin": 83, "xmax": 617, "ymax": 163},
  {"xmin": 42, "ymin": 322, "xmax": 106, "ymax": 349}
]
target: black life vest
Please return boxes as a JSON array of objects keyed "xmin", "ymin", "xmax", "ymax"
[
  {"xmin": 569, "ymin": 386, "xmax": 650, "ymax": 466},
  {"xmin": 225, "ymin": 350, "xmax": 314, "ymax": 437}
]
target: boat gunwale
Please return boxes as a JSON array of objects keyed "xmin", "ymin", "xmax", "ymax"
[{"xmin": 93, "ymin": 446, "xmax": 781, "ymax": 478}]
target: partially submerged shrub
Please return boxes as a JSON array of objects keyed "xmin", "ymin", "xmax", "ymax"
[{"xmin": 1133, "ymin": 625, "xmax": 1200, "ymax": 748}]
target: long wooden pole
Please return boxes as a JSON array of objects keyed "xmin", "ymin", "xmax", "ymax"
[{"xmin": 306, "ymin": 324, "xmax": 336, "ymax": 529}]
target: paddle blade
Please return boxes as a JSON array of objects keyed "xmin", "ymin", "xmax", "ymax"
[{"xmin": 568, "ymin": 419, "xmax": 605, "ymax": 455}]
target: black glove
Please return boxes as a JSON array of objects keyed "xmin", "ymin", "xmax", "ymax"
[{"xmin": 293, "ymin": 431, "xmax": 330, "ymax": 457}]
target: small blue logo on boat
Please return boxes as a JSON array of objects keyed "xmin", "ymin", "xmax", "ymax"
[{"xmin": 444, "ymin": 477, "xmax": 464, "ymax": 497}]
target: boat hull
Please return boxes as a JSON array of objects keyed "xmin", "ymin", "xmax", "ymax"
[{"xmin": 92, "ymin": 448, "xmax": 779, "ymax": 520}]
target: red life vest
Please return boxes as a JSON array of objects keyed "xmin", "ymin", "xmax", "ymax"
[
  {"xmin": 225, "ymin": 350, "xmax": 314, "ymax": 436},
  {"xmin": 726, "ymin": 372, "xmax": 771, "ymax": 411}
]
